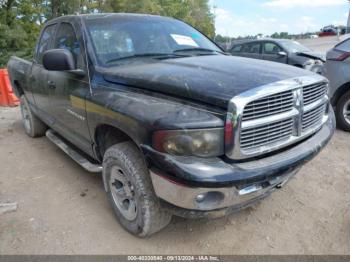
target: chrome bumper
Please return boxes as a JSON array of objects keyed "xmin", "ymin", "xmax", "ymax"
[{"xmin": 150, "ymin": 168, "xmax": 299, "ymax": 211}]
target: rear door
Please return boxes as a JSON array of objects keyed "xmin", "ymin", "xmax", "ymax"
[
  {"xmin": 30, "ymin": 23, "xmax": 57, "ymax": 123},
  {"xmin": 240, "ymin": 42, "xmax": 262, "ymax": 60},
  {"xmin": 262, "ymin": 41, "xmax": 288, "ymax": 64},
  {"xmin": 46, "ymin": 19, "xmax": 93, "ymax": 155}
]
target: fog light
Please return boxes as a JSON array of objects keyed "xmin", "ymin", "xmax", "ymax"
[{"xmin": 195, "ymin": 193, "xmax": 206, "ymax": 203}]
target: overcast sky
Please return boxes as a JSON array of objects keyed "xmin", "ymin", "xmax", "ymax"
[{"xmin": 212, "ymin": 0, "xmax": 349, "ymax": 37}]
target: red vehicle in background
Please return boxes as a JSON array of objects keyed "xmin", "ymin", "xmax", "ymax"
[
  {"xmin": 319, "ymin": 25, "xmax": 346, "ymax": 37},
  {"xmin": 319, "ymin": 25, "xmax": 337, "ymax": 37}
]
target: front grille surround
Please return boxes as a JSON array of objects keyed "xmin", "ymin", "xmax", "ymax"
[{"xmin": 226, "ymin": 75, "xmax": 329, "ymax": 160}]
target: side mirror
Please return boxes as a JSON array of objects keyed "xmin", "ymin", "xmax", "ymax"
[
  {"xmin": 43, "ymin": 49, "xmax": 75, "ymax": 71},
  {"xmin": 278, "ymin": 51, "xmax": 287, "ymax": 57}
]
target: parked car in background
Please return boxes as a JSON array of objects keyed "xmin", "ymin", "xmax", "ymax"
[
  {"xmin": 319, "ymin": 25, "xmax": 337, "ymax": 37},
  {"xmin": 325, "ymin": 37, "xmax": 350, "ymax": 131},
  {"xmin": 319, "ymin": 25, "xmax": 346, "ymax": 37},
  {"xmin": 229, "ymin": 39, "xmax": 325, "ymax": 74}
]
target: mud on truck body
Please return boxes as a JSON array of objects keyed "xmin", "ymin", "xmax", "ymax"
[{"xmin": 7, "ymin": 14, "xmax": 335, "ymax": 237}]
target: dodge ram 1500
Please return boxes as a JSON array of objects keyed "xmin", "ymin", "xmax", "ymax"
[{"xmin": 8, "ymin": 13, "xmax": 335, "ymax": 237}]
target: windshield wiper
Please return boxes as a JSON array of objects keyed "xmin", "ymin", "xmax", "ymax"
[
  {"xmin": 105, "ymin": 53, "xmax": 187, "ymax": 64},
  {"xmin": 173, "ymin": 48, "xmax": 225, "ymax": 55}
]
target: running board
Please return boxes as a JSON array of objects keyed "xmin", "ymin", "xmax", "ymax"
[{"xmin": 46, "ymin": 130, "xmax": 102, "ymax": 173}]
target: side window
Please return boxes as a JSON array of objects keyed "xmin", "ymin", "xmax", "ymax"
[
  {"xmin": 336, "ymin": 39, "xmax": 350, "ymax": 52},
  {"xmin": 36, "ymin": 24, "xmax": 56, "ymax": 64},
  {"xmin": 231, "ymin": 45, "xmax": 242, "ymax": 53},
  {"xmin": 242, "ymin": 44, "xmax": 250, "ymax": 53},
  {"xmin": 246, "ymin": 43, "xmax": 261, "ymax": 54},
  {"xmin": 54, "ymin": 23, "xmax": 84, "ymax": 69},
  {"xmin": 264, "ymin": 42, "xmax": 282, "ymax": 54}
]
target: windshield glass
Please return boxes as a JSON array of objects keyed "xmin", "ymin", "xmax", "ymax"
[
  {"xmin": 85, "ymin": 15, "xmax": 221, "ymax": 66},
  {"xmin": 279, "ymin": 40, "xmax": 311, "ymax": 53}
]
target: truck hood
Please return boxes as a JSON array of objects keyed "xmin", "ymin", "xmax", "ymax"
[{"xmin": 100, "ymin": 55, "xmax": 314, "ymax": 108}]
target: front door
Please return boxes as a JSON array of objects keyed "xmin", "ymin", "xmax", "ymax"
[
  {"xmin": 46, "ymin": 21, "xmax": 93, "ymax": 155},
  {"xmin": 262, "ymin": 42, "xmax": 288, "ymax": 64},
  {"xmin": 30, "ymin": 23, "xmax": 57, "ymax": 123}
]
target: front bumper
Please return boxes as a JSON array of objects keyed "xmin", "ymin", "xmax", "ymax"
[
  {"xmin": 143, "ymin": 107, "xmax": 335, "ymax": 213},
  {"xmin": 150, "ymin": 167, "xmax": 298, "ymax": 212}
]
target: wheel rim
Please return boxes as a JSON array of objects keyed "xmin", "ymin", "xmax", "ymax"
[
  {"xmin": 343, "ymin": 99, "xmax": 350, "ymax": 125},
  {"xmin": 109, "ymin": 166, "xmax": 137, "ymax": 221},
  {"xmin": 20, "ymin": 102, "xmax": 31, "ymax": 133}
]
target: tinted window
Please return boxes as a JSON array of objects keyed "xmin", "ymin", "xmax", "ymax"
[
  {"xmin": 231, "ymin": 45, "xmax": 242, "ymax": 53},
  {"xmin": 242, "ymin": 43, "xmax": 260, "ymax": 54},
  {"xmin": 54, "ymin": 23, "xmax": 83, "ymax": 69},
  {"xmin": 264, "ymin": 42, "xmax": 282, "ymax": 54},
  {"xmin": 36, "ymin": 24, "xmax": 56, "ymax": 64}
]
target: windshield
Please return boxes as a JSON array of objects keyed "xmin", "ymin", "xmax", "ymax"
[
  {"xmin": 279, "ymin": 40, "xmax": 311, "ymax": 53},
  {"xmin": 85, "ymin": 15, "xmax": 221, "ymax": 66}
]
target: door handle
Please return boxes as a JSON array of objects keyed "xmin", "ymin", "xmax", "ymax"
[{"xmin": 47, "ymin": 80, "xmax": 56, "ymax": 89}]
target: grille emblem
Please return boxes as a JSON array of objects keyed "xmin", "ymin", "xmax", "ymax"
[{"xmin": 294, "ymin": 88, "xmax": 304, "ymax": 136}]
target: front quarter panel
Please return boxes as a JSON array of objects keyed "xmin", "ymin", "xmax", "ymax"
[
  {"xmin": 326, "ymin": 60, "xmax": 350, "ymax": 100},
  {"xmin": 86, "ymin": 78, "xmax": 225, "ymax": 151}
]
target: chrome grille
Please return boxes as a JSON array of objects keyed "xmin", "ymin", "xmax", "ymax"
[
  {"xmin": 241, "ymin": 119, "xmax": 293, "ymax": 150},
  {"xmin": 227, "ymin": 75, "xmax": 329, "ymax": 160},
  {"xmin": 303, "ymin": 82, "xmax": 327, "ymax": 105},
  {"xmin": 242, "ymin": 90, "xmax": 294, "ymax": 121},
  {"xmin": 302, "ymin": 104, "xmax": 326, "ymax": 132}
]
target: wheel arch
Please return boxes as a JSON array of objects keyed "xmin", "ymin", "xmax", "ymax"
[
  {"xmin": 93, "ymin": 124, "xmax": 145, "ymax": 162},
  {"xmin": 331, "ymin": 82, "xmax": 350, "ymax": 107}
]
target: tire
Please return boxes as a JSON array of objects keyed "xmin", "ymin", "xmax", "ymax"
[
  {"xmin": 20, "ymin": 95, "xmax": 47, "ymax": 137},
  {"xmin": 103, "ymin": 141, "xmax": 172, "ymax": 237},
  {"xmin": 336, "ymin": 90, "xmax": 350, "ymax": 132}
]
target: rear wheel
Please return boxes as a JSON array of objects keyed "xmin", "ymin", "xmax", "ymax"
[
  {"xmin": 103, "ymin": 142, "xmax": 172, "ymax": 237},
  {"xmin": 20, "ymin": 95, "xmax": 47, "ymax": 137},
  {"xmin": 336, "ymin": 90, "xmax": 350, "ymax": 132}
]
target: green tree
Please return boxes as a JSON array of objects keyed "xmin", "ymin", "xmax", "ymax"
[{"xmin": 0, "ymin": 0, "xmax": 215, "ymax": 67}]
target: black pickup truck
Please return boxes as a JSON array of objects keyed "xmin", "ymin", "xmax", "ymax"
[{"xmin": 8, "ymin": 13, "xmax": 335, "ymax": 237}]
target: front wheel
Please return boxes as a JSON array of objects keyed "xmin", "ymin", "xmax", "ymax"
[
  {"xmin": 336, "ymin": 90, "xmax": 350, "ymax": 132},
  {"xmin": 103, "ymin": 142, "xmax": 172, "ymax": 237}
]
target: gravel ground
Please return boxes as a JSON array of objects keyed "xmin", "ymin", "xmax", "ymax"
[
  {"xmin": 0, "ymin": 106, "xmax": 350, "ymax": 255},
  {"xmin": 298, "ymin": 36, "xmax": 341, "ymax": 53}
]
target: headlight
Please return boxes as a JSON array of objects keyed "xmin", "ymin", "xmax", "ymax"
[
  {"xmin": 152, "ymin": 128, "xmax": 224, "ymax": 157},
  {"xmin": 304, "ymin": 59, "xmax": 316, "ymax": 66}
]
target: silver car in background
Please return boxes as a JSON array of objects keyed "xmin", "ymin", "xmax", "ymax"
[
  {"xmin": 229, "ymin": 39, "xmax": 325, "ymax": 74},
  {"xmin": 325, "ymin": 37, "xmax": 350, "ymax": 131}
]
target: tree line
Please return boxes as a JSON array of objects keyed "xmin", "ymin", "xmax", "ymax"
[{"xmin": 0, "ymin": 0, "xmax": 215, "ymax": 67}]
